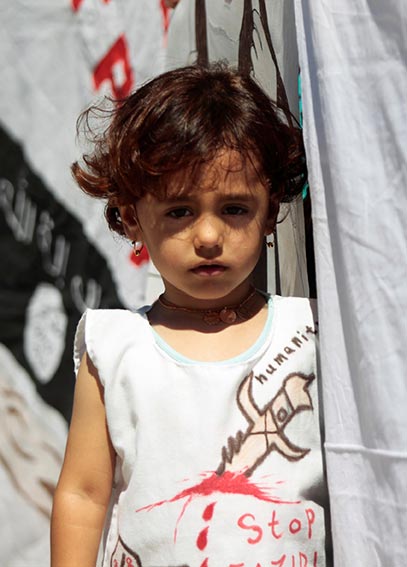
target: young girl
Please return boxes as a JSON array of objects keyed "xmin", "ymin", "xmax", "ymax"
[{"xmin": 51, "ymin": 64, "xmax": 330, "ymax": 567}]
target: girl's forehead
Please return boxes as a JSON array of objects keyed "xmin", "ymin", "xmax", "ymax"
[{"xmin": 165, "ymin": 149, "xmax": 265, "ymax": 198}]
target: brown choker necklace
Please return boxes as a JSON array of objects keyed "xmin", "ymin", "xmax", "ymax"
[{"xmin": 157, "ymin": 287, "xmax": 260, "ymax": 326}]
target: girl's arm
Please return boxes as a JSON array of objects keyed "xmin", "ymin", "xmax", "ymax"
[{"xmin": 51, "ymin": 353, "xmax": 115, "ymax": 567}]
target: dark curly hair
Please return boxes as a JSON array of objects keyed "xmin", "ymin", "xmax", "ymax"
[{"xmin": 72, "ymin": 63, "xmax": 307, "ymax": 236}]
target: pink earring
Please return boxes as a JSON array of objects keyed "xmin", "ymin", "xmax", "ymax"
[{"xmin": 132, "ymin": 241, "xmax": 144, "ymax": 257}]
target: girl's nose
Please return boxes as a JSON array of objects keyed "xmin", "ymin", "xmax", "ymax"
[{"xmin": 193, "ymin": 215, "xmax": 224, "ymax": 250}]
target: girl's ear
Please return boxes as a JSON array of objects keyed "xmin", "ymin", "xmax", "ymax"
[
  {"xmin": 119, "ymin": 205, "xmax": 142, "ymax": 240},
  {"xmin": 264, "ymin": 218, "xmax": 275, "ymax": 236}
]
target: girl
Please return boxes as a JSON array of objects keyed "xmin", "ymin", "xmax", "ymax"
[{"xmin": 51, "ymin": 64, "xmax": 330, "ymax": 567}]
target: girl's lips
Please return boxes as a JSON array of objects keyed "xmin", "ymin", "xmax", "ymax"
[{"xmin": 191, "ymin": 264, "xmax": 227, "ymax": 276}]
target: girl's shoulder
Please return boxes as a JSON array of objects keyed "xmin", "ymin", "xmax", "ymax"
[
  {"xmin": 77, "ymin": 306, "xmax": 149, "ymax": 329},
  {"xmin": 271, "ymin": 294, "xmax": 317, "ymax": 319},
  {"xmin": 73, "ymin": 307, "xmax": 152, "ymax": 379},
  {"xmin": 269, "ymin": 295, "xmax": 318, "ymax": 341}
]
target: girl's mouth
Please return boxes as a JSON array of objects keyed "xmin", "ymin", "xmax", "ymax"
[{"xmin": 191, "ymin": 264, "xmax": 227, "ymax": 276}]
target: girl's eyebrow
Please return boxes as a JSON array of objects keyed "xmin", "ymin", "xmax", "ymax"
[
  {"xmin": 165, "ymin": 191, "xmax": 257, "ymax": 203},
  {"xmin": 220, "ymin": 193, "xmax": 257, "ymax": 201}
]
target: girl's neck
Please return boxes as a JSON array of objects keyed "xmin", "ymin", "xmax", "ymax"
[
  {"xmin": 158, "ymin": 280, "xmax": 257, "ymax": 311},
  {"xmin": 146, "ymin": 292, "xmax": 270, "ymax": 362},
  {"xmin": 157, "ymin": 285, "xmax": 259, "ymax": 326},
  {"xmin": 148, "ymin": 287, "xmax": 267, "ymax": 333}
]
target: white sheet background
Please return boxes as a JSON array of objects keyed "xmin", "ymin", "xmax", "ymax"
[
  {"xmin": 0, "ymin": 2, "xmax": 166, "ymax": 565},
  {"xmin": 294, "ymin": 2, "xmax": 407, "ymax": 565}
]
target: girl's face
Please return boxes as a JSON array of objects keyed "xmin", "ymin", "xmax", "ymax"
[{"xmin": 122, "ymin": 150, "xmax": 275, "ymax": 308}]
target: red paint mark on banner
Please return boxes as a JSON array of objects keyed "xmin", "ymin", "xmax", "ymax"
[
  {"xmin": 130, "ymin": 246, "xmax": 150, "ymax": 267},
  {"xmin": 71, "ymin": 0, "xmax": 83, "ymax": 11},
  {"xmin": 160, "ymin": 0, "xmax": 170, "ymax": 35},
  {"xmin": 93, "ymin": 35, "xmax": 134, "ymax": 98},
  {"xmin": 72, "ymin": 0, "xmax": 110, "ymax": 10}
]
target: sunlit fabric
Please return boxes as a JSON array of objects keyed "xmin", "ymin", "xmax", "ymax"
[{"xmin": 294, "ymin": 2, "xmax": 407, "ymax": 565}]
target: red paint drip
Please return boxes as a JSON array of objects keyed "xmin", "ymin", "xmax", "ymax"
[
  {"xmin": 200, "ymin": 559, "xmax": 209, "ymax": 567},
  {"xmin": 173, "ymin": 495, "xmax": 192, "ymax": 543},
  {"xmin": 202, "ymin": 501, "xmax": 216, "ymax": 521},
  {"xmin": 130, "ymin": 246, "xmax": 150, "ymax": 267},
  {"xmin": 196, "ymin": 526, "xmax": 209, "ymax": 550},
  {"xmin": 160, "ymin": 0, "xmax": 170, "ymax": 34},
  {"xmin": 71, "ymin": 0, "xmax": 83, "ymax": 11}
]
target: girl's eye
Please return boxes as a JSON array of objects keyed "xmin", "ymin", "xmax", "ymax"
[
  {"xmin": 166, "ymin": 207, "xmax": 192, "ymax": 219},
  {"xmin": 223, "ymin": 205, "xmax": 248, "ymax": 215}
]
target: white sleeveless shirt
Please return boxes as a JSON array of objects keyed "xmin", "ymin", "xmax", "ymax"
[{"xmin": 74, "ymin": 296, "xmax": 330, "ymax": 567}]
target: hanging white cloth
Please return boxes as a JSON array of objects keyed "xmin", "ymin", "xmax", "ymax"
[{"xmin": 293, "ymin": 2, "xmax": 407, "ymax": 565}]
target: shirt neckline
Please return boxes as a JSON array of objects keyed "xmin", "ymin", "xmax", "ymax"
[{"xmin": 142, "ymin": 295, "xmax": 275, "ymax": 366}]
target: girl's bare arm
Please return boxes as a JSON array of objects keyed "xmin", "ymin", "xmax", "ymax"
[{"xmin": 51, "ymin": 353, "xmax": 115, "ymax": 567}]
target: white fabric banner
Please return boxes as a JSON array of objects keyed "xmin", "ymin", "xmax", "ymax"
[
  {"xmin": 0, "ymin": 2, "xmax": 166, "ymax": 565},
  {"xmin": 294, "ymin": 2, "xmax": 407, "ymax": 565}
]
